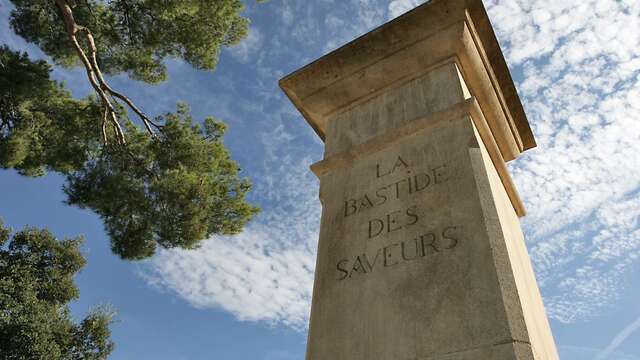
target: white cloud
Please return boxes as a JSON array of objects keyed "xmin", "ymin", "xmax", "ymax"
[
  {"xmin": 143, "ymin": 226, "xmax": 315, "ymax": 329},
  {"xmin": 229, "ymin": 26, "xmax": 264, "ymax": 64},
  {"xmin": 596, "ymin": 315, "xmax": 640, "ymax": 360}
]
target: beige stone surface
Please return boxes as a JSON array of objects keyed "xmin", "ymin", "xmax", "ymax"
[
  {"xmin": 308, "ymin": 117, "xmax": 525, "ymax": 359},
  {"xmin": 471, "ymin": 124, "xmax": 558, "ymax": 359},
  {"xmin": 279, "ymin": 1, "xmax": 559, "ymax": 359}
]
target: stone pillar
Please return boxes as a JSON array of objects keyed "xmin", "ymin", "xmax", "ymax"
[{"xmin": 279, "ymin": 0, "xmax": 559, "ymax": 359}]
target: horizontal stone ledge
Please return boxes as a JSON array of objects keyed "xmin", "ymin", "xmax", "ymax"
[
  {"xmin": 417, "ymin": 338, "xmax": 534, "ymax": 360},
  {"xmin": 311, "ymin": 97, "xmax": 526, "ymax": 217}
]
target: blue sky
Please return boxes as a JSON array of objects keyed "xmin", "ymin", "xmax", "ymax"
[{"xmin": 1, "ymin": 0, "xmax": 640, "ymax": 359}]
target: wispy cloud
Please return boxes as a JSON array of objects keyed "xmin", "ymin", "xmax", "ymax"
[
  {"xmin": 595, "ymin": 315, "xmax": 640, "ymax": 360},
  {"xmin": 143, "ymin": 225, "xmax": 315, "ymax": 329},
  {"xmin": 229, "ymin": 26, "xmax": 264, "ymax": 64},
  {"xmin": 485, "ymin": 0, "xmax": 640, "ymax": 322}
]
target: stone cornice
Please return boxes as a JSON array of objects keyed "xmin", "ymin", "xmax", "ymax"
[
  {"xmin": 280, "ymin": 0, "xmax": 535, "ymax": 162},
  {"xmin": 311, "ymin": 97, "xmax": 526, "ymax": 216}
]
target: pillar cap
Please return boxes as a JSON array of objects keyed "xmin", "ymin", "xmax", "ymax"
[{"xmin": 279, "ymin": 0, "xmax": 535, "ymax": 161}]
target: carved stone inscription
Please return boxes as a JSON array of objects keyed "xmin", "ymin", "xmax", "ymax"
[
  {"xmin": 335, "ymin": 156, "xmax": 461, "ymax": 281},
  {"xmin": 336, "ymin": 226, "xmax": 460, "ymax": 280},
  {"xmin": 343, "ymin": 157, "xmax": 448, "ymax": 219}
]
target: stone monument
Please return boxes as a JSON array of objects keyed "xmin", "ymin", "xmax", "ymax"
[{"xmin": 279, "ymin": 0, "xmax": 559, "ymax": 358}]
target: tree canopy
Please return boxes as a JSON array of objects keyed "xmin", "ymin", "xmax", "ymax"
[
  {"xmin": 10, "ymin": 0, "xmax": 249, "ymax": 83},
  {"xmin": 0, "ymin": 46, "xmax": 99, "ymax": 177},
  {"xmin": 0, "ymin": 220, "xmax": 114, "ymax": 359},
  {"xmin": 1, "ymin": 0, "xmax": 259, "ymax": 260}
]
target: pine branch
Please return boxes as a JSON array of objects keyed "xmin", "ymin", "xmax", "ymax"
[{"xmin": 54, "ymin": 0, "xmax": 160, "ymax": 145}]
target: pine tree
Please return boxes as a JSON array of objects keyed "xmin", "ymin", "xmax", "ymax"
[
  {"xmin": 1, "ymin": 0, "xmax": 260, "ymax": 260},
  {"xmin": 0, "ymin": 221, "xmax": 114, "ymax": 359}
]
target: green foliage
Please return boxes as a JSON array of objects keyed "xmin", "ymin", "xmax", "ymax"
[
  {"xmin": 9, "ymin": 0, "xmax": 249, "ymax": 83},
  {"xmin": 65, "ymin": 105, "xmax": 258, "ymax": 260},
  {"xmin": 0, "ymin": 48, "xmax": 258, "ymax": 260},
  {"xmin": 0, "ymin": 220, "xmax": 115, "ymax": 360},
  {"xmin": 0, "ymin": 46, "xmax": 101, "ymax": 177}
]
